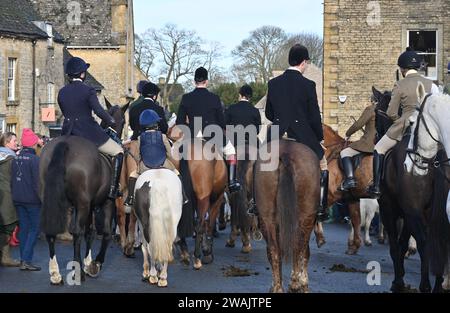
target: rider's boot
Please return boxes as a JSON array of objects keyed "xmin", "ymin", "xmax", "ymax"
[
  {"xmin": 108, "ymin": 153, "xmax": 124, "ymax": 200},
  {"xmin": 227, "ymin": 155, "xmax": 241, "ymax": 193},
  {"xmin": 124, "ymin": 177, "xmax": 137, "ymax": 206},
  {"xmin": 317, "ymin": 170, "xmax": 330, "ymax": 222},
  {"xmin": 339, "ymin": 157, "xmax": 357, "ymax": 191},
  {"xmin": 367, "ymin": 151, "xmax": 385, "ymax": 199}
]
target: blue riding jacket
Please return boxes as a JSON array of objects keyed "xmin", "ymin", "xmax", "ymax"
[{"xmin": 140, "ymin": 131, "xmax": 167, "ymax": 169}]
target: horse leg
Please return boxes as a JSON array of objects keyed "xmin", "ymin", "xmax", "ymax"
[
  {"xmin": 177, "ymin": 237, "xmax": 190, "ymax": 265},
  {"xmin": 158, "ymin": 262, "xmax": 169, "ymax": 288},
  {"xmin": 378, "ymin": 220, "xmax": 385, "ymax": 244},
  {"xmin": 442, "ymin": 265, "xmax": 450, "ymax": 292},
  {"xmin": 141, "ymin": 242, "xmax": 150, "ymax": 282},
  {"xmin": 116, "ymin": 197, "xmax": 127, "ymax": 252},
  {"xmin": 346, "ymin": 202, "xmax": 362, "ymax": 254},
  {"xmin": 47, "ymin": 235, "xmax": 63, "ymax": 285},
  {"xmin": 263, "ymin": 221, "xmax": 283, "ymax": 293},
  {"xmin": 226, "ymin": 225, "xmax": 238, "ymax": 248},
  {"xmin": 314, "ymin": 222, "xmax": 326, "ymax": 248},
  {"xmin": 124, "ymin": 212, "xmax": 137, "ymax": 258},
  {"xmin": 88, "ymin": 200, "xmax": 114, "ymax": 277},
  {"xmin": 405, "ymin": 236, "xmax": 417, "ymax": 258},
  {"xmin": 218, "ymin": 202, "xmax": 227, "ymax": 231},
  {"xmin": 203, "ymin": 195, "xmax": 224, "ymax": 264},
  {"xmin": 193, "ymin": 197, "xmax": 209, "ymax": 269},
  {"xmin": 407, "ymin": 216, "xmax": 431, "ymax": 293},
  {"xmin": 149, "ymin": 258, "xmax": 158, "ymax": 285},
  {"xmin": 365, "ymin": 209, "xmax": 375, "ymax": 246},
  {"xmin": 72, "ymin": 203, "xmax": 89, "ymax": 282},
  {"xmin": 83, "ymin": 209, "xmax": 96, "ymax": 279},
  {"xmin": 289, "ymin": 231, "xmax": 312, "ymax": 293},
  {"xmin": 241, "ymin": 228, "xmax": 252, "ymax": 254}
]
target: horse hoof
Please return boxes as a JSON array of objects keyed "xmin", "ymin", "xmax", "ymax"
[
  {"xmin": 180, "ymin": 254, "xmax": 190, "ymax": 266},
  {"xmin": 202, "ymin": 254, "xmax": 213, "ymax": 264},
  {"xmin": 269, "ymin": 286, "xmax": 284, "ymax": 293},
  {"xmin": 86, "ymin": 262, "xmax": 101, "ymax": 278},
  {"xmin": 241, "ymin": 245, "xmax": 252, "ymax": 254},
  {"xmin": 158, "ymin": 279, "xmax": 168, "ymax": 288},
  {"xmin": 345, "ymin": 248, "xmax": 358, "ymax": 255},
  {"xmin": 149, "ymin": 276, "xmax": 158, "ymax": 285},
  {"xmin": 225, "ymin": 240, "xmax": 235, "ymax": 248},
  {"xmin": 252, "ymin": 231, "xmax": 263, "ymax": 241},
  {"xmin": 50, "ymin": 277, "xmax": 64, "ymax": 286},
  {"xmin": 124, "ymin": 251, "xmax": 136, "ymax": 258},
  {"xmin": 288, "ymin": 285, "xmax": 309, "ymax": 293},
  {"xmin": 365, "ymin": 241, "xmax": 372, "ymax": 247},
  {"xmin": 407, "ymin": 248, "xmax": 417, "ymax": 257},
  {"xmin": 219, "ymin": 223, "xmax": 227, "ymax": 231},
  {"xmin": 316, "ymin": 239, "xmax": 326, "ymax": 248},
  {"xmin": 193, "ymin": 259, "xmax": 202, "ymax": 270},
  {"xmin": 142, "ymin": 276, "xmax": 150, "ymax": 282},
  {"xmin": 377, "ymin": 238, "xmax": 385, "ymax": 244}
]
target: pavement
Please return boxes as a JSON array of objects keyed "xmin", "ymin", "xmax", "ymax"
[{"xmin": 0, "ymin": 223, "xmax": 423, "ymax": 293}]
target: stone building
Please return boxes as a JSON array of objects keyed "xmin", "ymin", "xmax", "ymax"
[
  {"xmin": 323, "ymin": 0, "xmax": 450, "ymax": 136},
  {"xmin": 0, "ymin": 0, "xmax": 65, "ymax": 137},
  {"xmin": 30, "ymin": 0, "xmax": 146, "ymax": 138}
]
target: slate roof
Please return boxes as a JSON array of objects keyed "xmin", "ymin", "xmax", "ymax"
[{"xmin": 0, "ymin": 0, "xmax": 64, "ymax": 42}]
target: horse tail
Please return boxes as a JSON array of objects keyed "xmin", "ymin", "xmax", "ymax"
[
  {"xmin": 277, "ymin": 154, "xmax": 299, "ymax": 261},
  {"xmin": 148, "ymin": 179, "xmax": 176, "ymax": 263},
  {"xmin": 235, "ymin": 159, "xmax": 251, "ymax": 231},
  {"xmin": 41, "ymin": 141, "xmax": 71, "ymax": 236},
  {"xmin": 429, "ymin": 151, "xmax": 450, "ymax": 276}
]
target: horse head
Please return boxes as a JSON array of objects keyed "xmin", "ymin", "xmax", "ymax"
[
  {"xmin": 372, "ymin": 86, "xmax": 392, "ymax": 143},
  {"xmin": 102, "ymin": 97, "xmax": 130, "ymax": 139}
]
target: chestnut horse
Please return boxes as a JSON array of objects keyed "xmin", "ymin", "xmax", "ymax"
[{"xmin": 255, "ymin": 139, "xmax": 320, "ymax": 293}]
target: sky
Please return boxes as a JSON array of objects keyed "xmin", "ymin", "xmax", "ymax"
[{"xmin": 134, "ymin": 0, "xmax": 324, "ymax": 77}]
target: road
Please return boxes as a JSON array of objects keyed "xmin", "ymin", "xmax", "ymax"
[{"xmin": 0, "ymin": 222, "xmax": 422, "ymax": 293}]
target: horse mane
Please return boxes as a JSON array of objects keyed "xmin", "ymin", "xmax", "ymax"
[{"xmin": 323, "ymin": 124, "xmax": 348, "ymax": 161}]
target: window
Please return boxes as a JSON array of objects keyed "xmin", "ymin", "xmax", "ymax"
[
  {"xmin": 47, "ymin": 82, "xmax": 55, "ymax": 104},
  {"xmin": 6, "ymin": 123, "xmax": 16, "ymax": 134},
  {"xmin": 7, "ymin": 58, "xmax": 17, "ymax": 101},
  {"xmin": 408, "ymin": 30, "xmax": 437, "ymax": 80},
  {"xmin": 0, "ymin": 115, "xmax": 5, "ymax": 134}
]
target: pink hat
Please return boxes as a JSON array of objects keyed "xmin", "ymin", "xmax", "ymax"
[{"xmin": 21, "ymin": 128, "xmax": 39, "ymax": 148}]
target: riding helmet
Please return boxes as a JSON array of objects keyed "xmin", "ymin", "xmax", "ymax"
[
  {"xmin": 137, "ymin": 80, "xmax": 149, "ymax": 94},
  {"xmin": 65, "ymin": 57, "xmax": 90, "ymax": 76},
  {"xmin": 397, "ymin": 48, "xmax": 421, "ymax": 69},
  {"xmin": 139, "ymin": 109, "xmax": 161, "ymax": 128},
  {"xmin": 194, "ymin": 67, "xmax": 208, "ymax": 83},
  {"xmin": 142, "ymin": 82, "xmax": 161, "ymax": 97}
]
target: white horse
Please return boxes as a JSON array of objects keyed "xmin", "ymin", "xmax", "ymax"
[
  {"xmin": 404, "ymin": 82, "xmax": 450, "ymax": 292},
  {"xmin": 134, "ymin": 169, "xmax": 183, "ymax": 287}
]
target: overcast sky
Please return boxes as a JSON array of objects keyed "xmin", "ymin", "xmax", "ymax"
[{"xmin": 134, "ymin": 0, "xmax": 324, "ymax": 74}]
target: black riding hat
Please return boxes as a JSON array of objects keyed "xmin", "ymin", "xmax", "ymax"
[
  {"xmin": 142, "ymin": 82, "xmax": 161, "ymax": 97},
  {"xmin": 137, "ymin": 80, "xmax": 149, "ymax": 94},
  {"xmin": 398, "ymin": 48, "xmax": 421, "ymax": 70},
  {"xmin": 65, "ymin": 57, "xmax": 90, "ymax": 76},
  {"xmin": 239, "ymin": 85, "xmax": 253, "ymax": 99}
]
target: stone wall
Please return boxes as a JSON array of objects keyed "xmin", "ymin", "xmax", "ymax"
[
  {"xmin": 0, "ymin": 37, "xmax": 64, "ymax": 137},
  {"xmin": 323, "ymin": 0, "xmax": 450, "ymax": 138}
]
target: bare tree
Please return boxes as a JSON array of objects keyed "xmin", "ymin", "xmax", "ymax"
[
  {"xmin": 275, "ymin": 32, "xmax": 324, "ymax": 69},
  {"xmin": 149, "ymin": 24, "xmax": 204, "ymax": 109},
  {"xmin": 232, "ymin": 26, "xmax": 287, "ymax": 83},
  {"xmin": 202, "ymin": 41, "xmax": 227, "ymax": 89},
  {"xmin": 134, "ymin": 33, "xmax": 154, "ymax": 78}
]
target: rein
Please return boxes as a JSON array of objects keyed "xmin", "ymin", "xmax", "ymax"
[{"xmin": 406, "ymin": 94, "xmax": 450, "ymax": 182}]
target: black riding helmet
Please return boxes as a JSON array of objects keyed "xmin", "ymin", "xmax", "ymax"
[
  {"xmin": 65, "ymin": 57, "xmax": 90, "ymax": 76},
  {"xmin": 397, "ymin": 48, "xmax": 421, "ymax": 70}
]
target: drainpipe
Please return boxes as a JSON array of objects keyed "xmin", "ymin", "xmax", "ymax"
[{"xmin": 32, "ymin": 39, "xmax": 37, "ymax": 132}]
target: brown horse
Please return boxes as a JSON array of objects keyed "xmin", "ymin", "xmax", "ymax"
[
  {"xmin": 255, "ymin": 139, "xmax": 319, "ymax": 293},
  {"xmin": 322, "ymin": 124, "xmax": 373, "ymax": 254},
  {"xmin": 225, "ymin": 144, "xmax": 258, "ymax": 253},
  {"xmin": 115, "ymin": 141, "xmax": 138, "ymax": 258}
]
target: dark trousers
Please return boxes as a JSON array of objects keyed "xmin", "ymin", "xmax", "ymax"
[{"xmin": 16, "ymin": 205, "xmax": 40, "ymax": 263}]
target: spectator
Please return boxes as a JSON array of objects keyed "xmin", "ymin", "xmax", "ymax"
[
  {"xmin": 0, "ymin": 132, "xmax": 20, "ymax": 267},
  {"xmin": 11, "ymin": 129, "xmax": 42, "ymax": 271}
]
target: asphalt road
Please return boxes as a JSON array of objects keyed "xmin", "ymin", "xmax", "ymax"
[{"xmin": 0, "ymin": 222, "xmax": 422, "ymax": 293}]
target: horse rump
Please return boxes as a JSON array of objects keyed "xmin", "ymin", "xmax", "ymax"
[{"xmin": 41, "ymin": 141, "xmax": 71, "ymax": 236}]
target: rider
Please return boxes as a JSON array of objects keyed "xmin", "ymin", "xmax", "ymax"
[
  {"xmin": 176, "ymin": 67, "xmax": 241, "ymax": 193},
  {"xmin": 367, "ymin": 48, "xmax": 439, "ymax": 198},
  {"xmin": 129, "ymin": 80, "xmax": 149, "ymax": 111},
  {"xmin": 339, "ymin": 99, "xmax": 376, "ymax": 191},
  {"xmin": 129, "ymin": 82, "xmax": 168, "ymax": 140},
  {"xmin": 225, "ymin": 84, "xmax": 262, "ymax": 146},
  {"xmin": 58, "ymin": 56, "xmax": 124, "ymax": 200},
  {"xmin": 125, "ymin": 109, "xmax": 188, "ymax": 206},
  {"xmin": 264, "ymin": 44, "xmax": 328, "ymax": 221}
]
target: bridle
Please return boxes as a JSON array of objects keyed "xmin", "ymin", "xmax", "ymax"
[{"xmin": 406, "ymin": 94, "xmax": 450, "ymax": 182}]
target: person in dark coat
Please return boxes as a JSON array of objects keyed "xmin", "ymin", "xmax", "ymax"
[
  {"xmin": 58, "ymin": 57, "xmax": 124, "ymax": 199},
  {"xmin": 0, "ymin": 132, "xmax": 20, "ymax": 267},
  {"xmin": 265, "ymin": 44, "xmax": 328, "ymax": 221},
  {"xmin": 225, "ymin": 84, "xmax": 262, "ymax": 146},
  {"xmin": 176, "ymin": 67, "xmax": 241, "ymax": 193},
  {"xmin": 11, "ymin": 129, "xmax": 42, "ymax": 271},
  {"xmin": 128, "ymin": 82, "xmax": 168, "ymax": 140},
  {"xmin": 129, "ymin": 80, "xmax": 148, "ymax": 111}
]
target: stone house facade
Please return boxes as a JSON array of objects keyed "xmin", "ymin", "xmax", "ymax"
[{"xmin": 323, "ymin": 0, "xmax": 450, "ymax": 137}]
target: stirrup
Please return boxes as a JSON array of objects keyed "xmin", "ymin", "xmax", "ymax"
[
  {"xmin": 229, "ymin": 181, "xmax": 241, "ymax": 193},
  {"xmin": 124, "ymin": 196, "xmax": 134, "ymax": 207},
  {"xmin": 247, "ymin": 199, "xmax": 258, "ymax": 216},
  {"xmin": 316, "ymin": 210, "xmax": 329, "ymax": 222}
]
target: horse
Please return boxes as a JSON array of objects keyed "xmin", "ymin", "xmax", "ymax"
[
  {"xmin": 39, "ymin": 99, "xmax": 128, "ymax": 285},
  {"xmin": 133, "ymin": 169, "xmax": 183, "ymax": 287},
  {"xmin": 225, "ymin": 144, "xmax": 258, "ymax": 253},
  {"xmin": 374, "ymin": 84, "xmax": 440, "ymax": 293},
  {"xmin": 255, "ymin": 139, "xmax": 320, "ymax": 293},
  {"xmin": 115, "ymin": 141, "xmax": 139, "ymax": 258},
  {"xmin": 404, "ymin": 84, "xmax": 450, "ymax": 292}
]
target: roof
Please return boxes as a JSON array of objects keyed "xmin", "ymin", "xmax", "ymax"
[{"xmin": 0, "ymin": 0, "xmax": 64, "ymax": 42}]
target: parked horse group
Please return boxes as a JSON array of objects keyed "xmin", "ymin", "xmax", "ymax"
[{"xmin": 38, "ymin": 84, "xmax": 450, "ymax": 292}]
